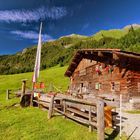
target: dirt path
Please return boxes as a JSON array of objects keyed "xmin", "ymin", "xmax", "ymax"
[{"xmin": 120, "ymin": 112, "xmax": 140, "ymax": 140}]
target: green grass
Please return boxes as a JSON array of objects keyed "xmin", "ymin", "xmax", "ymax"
[
  {"xmin": 0, "ymin": 66, "xmax": 130, "ymax": 140},
  {"xmin": 0, "ymin": 65, "xmax": 69, "ymax": 91},
  {"xmin": 0, "ymin": 105, "xmax": 97, "ymax": 140},
  {"xmin": 92, "ymin": 29, "xmax": 128, "ymax": 41},
  {"xmin": 126, "ymin": 110, "xmax": 140, "ymax": 114}
]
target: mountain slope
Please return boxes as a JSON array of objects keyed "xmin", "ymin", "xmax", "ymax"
[
  {"xmin": 92, "ymin": 29, "xmax": 127, "ymax": 40},
  {"xmin": 0, "ymin": 25, "xmax": 140, "ymax": 75}
]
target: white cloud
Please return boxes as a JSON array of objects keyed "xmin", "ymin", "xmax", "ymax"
[
  {"xmin": 10, "ymin": 30, "xmax": 54, "ymax": 42},
  {"xmin": 0, "ymin": 6, "xmax": 67, "ymax": 23}
]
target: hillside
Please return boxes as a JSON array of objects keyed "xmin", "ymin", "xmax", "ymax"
[
  {"xmin": 92, "ymin": 29, "xmax": 127, "ymax": 40},
  {"xmin": 0, "ymin": 66, "xmax": 69, "ymax": 91},
  {"xmin": 0, "ymin": 25, "xmax": 140, "ymax": 75},
  {"xmin": 0, "ymin": 66, "xmax": 128, "ymax": 140}
]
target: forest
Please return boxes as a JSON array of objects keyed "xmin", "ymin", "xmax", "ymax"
[{"xmin": 0, "ymin": 26, "xmax": 140, "ymax": 75}]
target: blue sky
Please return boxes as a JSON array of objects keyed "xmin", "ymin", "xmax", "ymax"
[{"xmin": 0, "ymin": 0, "xmax": 140, "ymax": 55}]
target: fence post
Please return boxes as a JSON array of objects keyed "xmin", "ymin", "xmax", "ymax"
[
  {"xmin": 63, "ymin": 99, "xmax": 66, "ymax": 118},
  {"xmin": 49, "ymin": 82, "xmax": 54, "ymax": 92},
  {"xmin": 21, "ymin": 79, "xmax": 27, "ymax": 98},
  {"xmin": 97, "ymin": 99, "xmax": 104, "ymax": 140},
  {"xmin": 48, "ymin": 95, "xmax": 55, "ymax": 119},
  {"xmin": 89, "ymin": 106, "xmax": 93, "ymax": 132},
  {"xmin": 6, "ymin": 89, "xmax": 10, "ymax": 100}
]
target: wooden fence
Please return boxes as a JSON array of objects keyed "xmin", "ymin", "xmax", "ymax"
[
  {"xmin": 34, "ymin": 94, "xmax": 105, "ymax": 140},
  {"xmin": 6, "ymin": 89, "xmax": 20, "ymax": 100}
]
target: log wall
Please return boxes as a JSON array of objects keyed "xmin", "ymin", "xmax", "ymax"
[{"xmin": 70, "ymin": 58, "xmax": 140, "ymax": 99}]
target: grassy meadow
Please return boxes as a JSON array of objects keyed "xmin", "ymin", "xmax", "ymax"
[
  {"xmin": 0, "ymin": 66, "xmax": 128, "ymax": 140},
  {"xmin": 0, "ymin": 65, "xmax": 69, "ymax": 91}
]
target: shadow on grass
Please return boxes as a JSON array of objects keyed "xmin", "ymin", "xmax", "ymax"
[
  {"xmin": 105, "ymin": 115, "xmax": 128, "ymax": 140},
  {"xmin": 105, "ymin": 126, "xmax": 138, "ymax": 140},
  {"xmin": 105, "ymin": 127, "xmax": 120, "ymax": 140}
]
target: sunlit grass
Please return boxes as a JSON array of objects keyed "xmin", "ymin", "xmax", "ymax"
[
  {"xmin": 0, "ymin": 66, "xmax": 130, "ymax": 140},
  {"xmin": 0, "ymin": 65, "xmax": 69, "ymax": 91},
  {"xmin": 126, "ymin": 110, "xmax": 140, "ymax": 114}
]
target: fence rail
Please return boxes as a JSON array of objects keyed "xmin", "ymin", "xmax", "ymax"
[{"xmin": 34, "ymin": 94, "xmax": 105, "ymax": 140}]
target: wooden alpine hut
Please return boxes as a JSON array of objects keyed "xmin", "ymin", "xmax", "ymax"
[{"xmin": 65, "ymin": 49, "xmax": 140, "ymax": 101}]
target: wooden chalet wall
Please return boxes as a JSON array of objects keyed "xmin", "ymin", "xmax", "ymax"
[
  {"xmin": 127, "ymin": 59, "xmax": 140, "ymax": 97},
  {"xmin": 71, "ymin": 59, "xmax": 126, "ymax": 97},
  {"xmin": 69, "ymin": 58, "xmax": 140, "ymax": 99}
]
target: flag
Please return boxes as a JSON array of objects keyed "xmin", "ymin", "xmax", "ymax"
[{"xmin": 32, "ymin": 22, "xmax": 42, "ymax": 83}]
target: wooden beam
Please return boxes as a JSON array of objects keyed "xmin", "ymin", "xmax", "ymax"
[
  {"xmin": 67, "ymin": 107, "xmax": 96, "ymax": 121},
  {"xmin": 113, "ymin": 53, "xmax": 119, "ymax": 60},
  {"xmin": 89, "ymin": 106, "xmax": 93, "ymax": 132},
  {"xmin": 85, "ymin": 51, "xmax": 88, "ymax": 54},
  {"xmin": 6, "ymin": 89, "xmax": 11, "ymax": 100},
  {"xmin": 71, "ymin": 61, "xmax": 78, "ymax": 66},
  {"xmin": 97, "ymin": 99, "xmax": 104, "ymax": 140},
  {"xmin": 30, "ymin": 91, "xmax": 34, "ymax": 106},
  {"xmin": 75, "ymin": 52, "xmax": 81, "ymax": 57},
  {"xmin": 21, "ymin": 79, "xmax": 27, "ymax": 99},
  {"xmin": 80, "ymin": 48, "xmax": 121, "ymax": 52},
  {"xmin": 48, "ymin": 95, "xmax": 55, "ymax": 119},
  {"xmin": 63, "ymin": 100, "xmax": 66, "ymax": 118},
  {"xmin": 54, "ymin": 108, "xmax": 97, "ymax": 127},
  {"xmin": 65, "ymin": 112, "xmax": 97, "ymax": 127},
  {"xmin": 65, "ymin": 70, "xmax": 72, "ymax": 77},
  {"xmin": 98, "ymin": 51, "xmax": 104, "ymax": 57},
  {"xmin": 63, "ymin": 98, "xmax": 97, "ymax": 107},
  {"xmin": 115, "ymin": 52, "xmax": 140, "ymax": 60}
]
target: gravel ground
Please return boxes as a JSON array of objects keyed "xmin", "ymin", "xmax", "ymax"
[
  {"xmin": 115, "ymin": 109, "xmax": 140, "ymax": 140},
  {"xmin": 121, "ymin": 112, "xmax": 140, "ymax": 140}
]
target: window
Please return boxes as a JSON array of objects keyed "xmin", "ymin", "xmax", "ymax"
[
  {"xmin": 95, "ymin": 83, "xmax": 101, "ymax": 90},
  {"xmin": 111, "ymin": 82, "xmax": 115, "ymax": 91},
  {"xmin": 80, "ymin": 83, "xmax": 84, "ymax": 88},
  {"xmin": 111, "ymin": 82, "xmax": 120, "ymax": 92},
  {"xmin": 79, "ymin": 83, "xmax": 83, "ymax": 93}
]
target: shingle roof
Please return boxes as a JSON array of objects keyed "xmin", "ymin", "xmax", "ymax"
[{"xmin": 64, "ymin": 49, "xmax": 140, "ymax": 77}]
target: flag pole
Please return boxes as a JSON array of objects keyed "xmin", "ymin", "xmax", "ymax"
[
  {"xmin": 32, "ymin": 22, "xmax": 42, "ymax": 85},
  {"xmin": 31, "ymin": 22, "xmax": 42, "ymax": 106}
]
